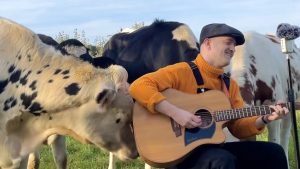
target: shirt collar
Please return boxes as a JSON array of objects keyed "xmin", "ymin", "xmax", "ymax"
[{"xmin": 194, "ymin": 54, "xmax": 224, "ymax": 77}]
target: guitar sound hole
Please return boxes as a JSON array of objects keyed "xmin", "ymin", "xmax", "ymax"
[{"xmin": 195, "ymin": 109, "xmax": 213, "ymax": 128}]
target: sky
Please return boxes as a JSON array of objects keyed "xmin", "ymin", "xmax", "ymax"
[{"xmin": 1, "ymin": 0, "xmax": 300, "ymax": 46}]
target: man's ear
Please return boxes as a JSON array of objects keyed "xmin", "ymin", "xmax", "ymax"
[{"xmin": 96, "ymin": 88, "xmax": 116, "ymax": 106}]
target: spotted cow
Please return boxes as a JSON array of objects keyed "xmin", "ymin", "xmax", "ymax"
[
  {"xmin": 37, "ymin": 36, "xmax": 116, "ymax": 169},
  {"xmin": 226, "ymin": 31, "xmax": 300, "ymax": 160},
  {"xmin": 0, "ymin": 17, "xmax": 137, "ymax": 169}
]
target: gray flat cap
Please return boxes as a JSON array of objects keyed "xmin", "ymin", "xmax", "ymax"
[{"xmin": 200, "ymin": 23, "xmax": 245, "ymax": 46}]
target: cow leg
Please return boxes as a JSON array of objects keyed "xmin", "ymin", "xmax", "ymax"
[
  {"xmin": 280, "ymin": 112, "xmax": 292, "ymax": 158},
  {"xmin": 48, "ymin": 135, "xmax": 67, "ymax": 169},
  {"xmin": 223, "ymin": 127, "xmax": 239, "ymax": 142},
  {"xmin": 19, "ymin": 156, "xmax": 29, "ymax": 169},
  {"xmin": 26, "ymin": 152, "xmax": 40, "ymax": 169},
  {"xmin": 267, "ymin": 120, "xmax": 281, "ymax": 144},
  {"xmin": 145, "ymin": 163, "xmax": 152, "ymax": 169},
  {"xmin": 108, "ymin": 152, "xmax": 116, "ymax": 169},
  {"xmin": 263, "ymin": 100, "xmax": 281, "ymax": 144}
]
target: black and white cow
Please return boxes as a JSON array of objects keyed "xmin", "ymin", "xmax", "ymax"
[
  {"xmin": 38, "ymin": 35, "xmax": 117, "ymax": 169},
  {"xmin": 57, "ymin": 38, "xmax": 116, "ymax": 69},
  {"xmin": 101, "ymin": 20, "xmax": 199, "ymax": 83},
  {"xmin": 37, "ymin": 34, "xmax": 59, "ymax": 47},
  {"xmin": 0, "ymin": 17, "xmax": 137, "ymax": 169},
  {"xmin": 28, "ymin": 36, "xmax": 91, "ymax": 169},
  {"xmin": 226, "ymin": 31, "xmax": 300, "ymax": 160}
]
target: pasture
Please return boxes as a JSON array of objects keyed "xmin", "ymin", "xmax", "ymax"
[{"xmin": 39, "ymin": 111, "xmax": 300, "ymax": 169}]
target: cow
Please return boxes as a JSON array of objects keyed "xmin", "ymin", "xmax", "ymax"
[
  {"xmin": 35, "ymin": 35, "xmax": 118, "ymax": 169},
  {"xmin": 0, "ymin": 17, "xmax": 137, "ymax": 169},
  {"xmin": 58, "ymin": 38, "xmax": 115, "ymax": 69},
  {"xmin": 37, "ymin": 34, "xmax": 59, "ymax": 47},
  {"xmin": 37, "ymin": 35, "xmax": 117, "ymax": 169},
  {"xmin": 226, "ymin": 31, "xmax": 300, "ymax": 161},
  {"xmin": 101, "ymin": 19, "xmax": 199, "ymax": 83}
]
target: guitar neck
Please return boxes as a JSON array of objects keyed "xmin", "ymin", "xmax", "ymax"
[{"xmin": 213, "ymin": 103, "xmax": 288, "ymax": 122}]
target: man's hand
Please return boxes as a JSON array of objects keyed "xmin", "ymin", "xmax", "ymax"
[
  {"xmin": 155, "ymin": 100, "xmax": 202, "ymax": 128},
  {"xmin": 264, "ymin": 101, "xmax": 289, "ymax": 123}
]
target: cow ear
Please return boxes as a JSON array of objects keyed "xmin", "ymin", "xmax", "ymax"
[
  {"xmin": 108, "ymin": 65, "xmax": 128, "ymax": 85},
  {"xmin": 5, "ymin": 111, "xmax": 26, "ymax": 134},
  {"xmin": 96, "ymin": 89, "xmax": 116, "ymax": 106}
]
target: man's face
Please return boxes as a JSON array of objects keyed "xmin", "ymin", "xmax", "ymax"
[{"xmin": 208, "ymin": 36, "xmax": 236, "ymax": 68}]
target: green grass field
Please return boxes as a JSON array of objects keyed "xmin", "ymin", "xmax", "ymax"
[{"xmin": 39, "ymin": 112, "xmax": 300, "ymax": 169}]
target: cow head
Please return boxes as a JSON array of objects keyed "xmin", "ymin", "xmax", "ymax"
[{"xmin": 61, "ymin": 65, "xmax": 137, "ymax": 161}]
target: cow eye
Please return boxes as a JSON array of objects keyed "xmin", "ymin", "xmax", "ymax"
[{"xmin": 115, "ymin": 118, "xmax": 121, "ymax": 123}]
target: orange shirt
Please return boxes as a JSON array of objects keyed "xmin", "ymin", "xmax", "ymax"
[{"xmin": 129, "ymin": 54, "xmax": 264, "ymax": 139}]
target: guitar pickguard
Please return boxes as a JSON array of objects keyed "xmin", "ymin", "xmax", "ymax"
[{"xmin": 184, "ymin": 122, "xmax": 216, "ymax": 145}]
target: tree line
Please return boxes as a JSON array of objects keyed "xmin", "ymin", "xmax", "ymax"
[{"xmin": 54, "ymin": 22, "xmax": 145, "ymax": 57}]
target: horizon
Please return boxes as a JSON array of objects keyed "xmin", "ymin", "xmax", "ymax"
[{"xmin": 1, "ymin": 0, "xmax": 300, "ymax": 46}]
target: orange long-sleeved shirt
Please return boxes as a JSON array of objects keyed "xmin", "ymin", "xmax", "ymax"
[{"xmin": 129, "ymin": 54, "xmax": 264, "ymax": 139}]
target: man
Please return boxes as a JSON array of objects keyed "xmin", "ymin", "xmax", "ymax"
[{"xmin": 129, "ymin": 23, "xmax": 289, "ymax": 169}]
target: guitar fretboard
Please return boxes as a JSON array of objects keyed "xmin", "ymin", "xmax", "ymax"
[{"xmin": 213, "ymin": 104, "xmax": 286, "ymax": 122}]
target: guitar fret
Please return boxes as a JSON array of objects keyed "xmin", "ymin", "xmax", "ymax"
[
  {"xmin": 214, "ymin": 102, "xmax": 283, "ymax": 122},
  {"xmin": 263, "ymin": 106, "xmax": 266, "ymax": 116},
  {"xmin": 255, "ymin": 106, "xmax": 260, "ymax": 116}
]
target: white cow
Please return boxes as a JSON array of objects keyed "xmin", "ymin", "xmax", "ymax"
[
  {"xmin": 226, "ymin": 31, "xmax": 300, "ymax": 160},
  {"xmin": 0, "ymin": 17, "xmax": 137, "ymax": 169}
]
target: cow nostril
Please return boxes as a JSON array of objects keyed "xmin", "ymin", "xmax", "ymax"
[{"xmin": 130, "ymin": 150, "xmax": 139, "ymax": 159}]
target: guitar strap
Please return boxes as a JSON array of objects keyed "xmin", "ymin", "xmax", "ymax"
[{"xmin": 186, "ymin": 61, "xmax": 230, "ymax": 94}]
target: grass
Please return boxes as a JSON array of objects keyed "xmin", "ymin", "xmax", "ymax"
[{"xmin": 39, "ymin": 112, "xmax": 300, "ymax": 169}]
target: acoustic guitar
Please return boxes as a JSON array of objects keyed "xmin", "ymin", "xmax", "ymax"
[{"xmin": 133, "ymin": 89, "xmax": 286, "ymax": 168}]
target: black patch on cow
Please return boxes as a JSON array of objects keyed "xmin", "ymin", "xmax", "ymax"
[
  {"xmin": 0, "ymin": 79, "xmax": 9, "ymax": 94},
  {"xmin": 249, "ymin": 55, "xmax": 256, "ymax": 64},
  {"xmin": 8, "ymin": 65, "xmax": 15, "ymax": 73},
  {"xmin": 64, "ymin": 83, "xmax": 81, "ymax": 95},
  {"xmin": 28, "ymin": 102, "xmax": 43, "ymax": 113},
  {"xmin": 96, "ymin": 89, "xmax": 108, "ymax": 104},
  {"xmin": 249, "ymin": 64, "xmax": 257, "ymax": 76},
  {"xmin": 20, "ymin": 92, "xmax": 44, "ymax": 115},
  {"xmin": 254, "ymin": 79, "xmax": 273, "ymax": 104},
  {"xmin": 20, "ymin": 71, "xmax": 32, "ymax": 86},
  {"xmin": 27, "ymin": 54, "xmax": 32, "ymax": 62},
  {"xmin": 54, "ymin": 69, "xmax": 62, "ymax": 75},
  {"xmin": 48, "ymin": 79, "xmax": 53, "ymax": 83},
  {"xmin": 9, "ymin": 70, "xmax": 21, "ymax": 83},
  {"xmin": 61, "ymin": 70, "xmax": 70, "ymax": 75},
  {"xmin": 29, "ymin": 80, "xmax": 37, "ymax": 91},
  {"xmin": 20, "ymin": 92, "xmax": 38, "ymax": 109},
  {"xmin": 116, "ymin": 118, "xmax": 121, "ymax": 123},
  {"xmin": 3, "ymin": 96, "xmax": 17, "ymax": 111},
  {"xmin": 271, "ymin": 76, "xmax": 276, "ymax": 89},
  {"xmin": 63, "ymin": 76, "xmax": 69, "ymax": 79}
]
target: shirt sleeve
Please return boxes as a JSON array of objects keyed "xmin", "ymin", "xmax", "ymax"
[
  {"xmin": 129, "ymin": 63, "xmax": 186, "ymax": 113},
  {"xmin": 226, "ymin": 79, "xmax": 265, "ymax": 139}
]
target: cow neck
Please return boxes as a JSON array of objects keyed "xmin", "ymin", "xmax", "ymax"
[{"xmin": 194, "ymin": 54, "xmax": 224, "ymax": 78}]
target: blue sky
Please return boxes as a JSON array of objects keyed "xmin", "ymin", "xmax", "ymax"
[{"xmin": 1, "ymin": 0, "xmax": 300, "ymax": 45}]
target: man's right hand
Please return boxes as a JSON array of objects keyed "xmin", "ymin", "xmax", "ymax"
[{"xmin": 155, "ymin": 100, "xmax": 202, "ymax": 128}]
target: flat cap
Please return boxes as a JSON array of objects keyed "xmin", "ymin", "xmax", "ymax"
[{"xmin": 200, "ymin": 23, "xmax": 245, "ymax": 46}]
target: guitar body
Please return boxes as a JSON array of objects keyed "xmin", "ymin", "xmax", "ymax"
[{"xmin": 133, "ymin": 89, "xmax": 232, "ymax": 168}]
